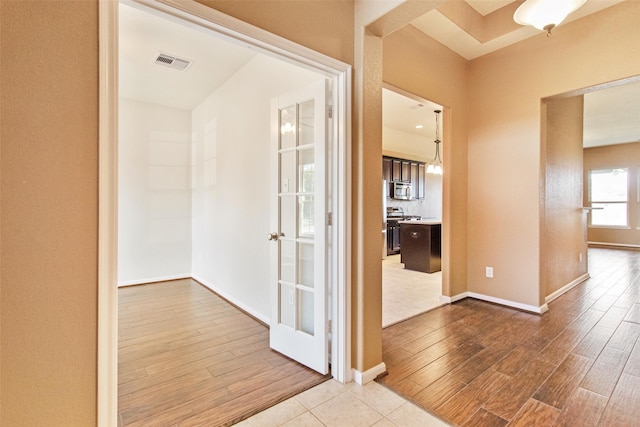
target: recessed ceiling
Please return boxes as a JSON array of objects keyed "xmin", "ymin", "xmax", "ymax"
[
  {"xmin": 411, "ymin": 0, "xmax": 624, "ymax": 61},
  {"xmin": 466, "ymin": 1, "xmax": 515, "ymax": 16},
  {"xmin": 398, "ymin": 0, "xmax": 639, "ymax": 148}
]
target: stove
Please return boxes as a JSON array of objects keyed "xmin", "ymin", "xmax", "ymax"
[
  {"xmin": 386, "ymin": 206, "xmax": 405, "ymax": 220},
  {"xmin": 385, "ymin": 208, "xmax": 421, "ymax": 255},
  {"xmin": 386, "ymin": 207, "xmax": 421, "ymax": 221}
]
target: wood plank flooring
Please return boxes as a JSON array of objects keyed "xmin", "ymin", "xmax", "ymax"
[
  {"xmin": 118, "ymin": 279, "xmax": 328, "ymax": 427},
  {"xmin": 378, "ymin": 248, "xmax": 640, "ymax": 426}
]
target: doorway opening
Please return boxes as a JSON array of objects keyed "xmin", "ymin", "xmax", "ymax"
[
  {"xmin": 381, "ymin": 86, "xmax": 445, "ymax": 327},
  {"xmin": 541, "ymin": 76, "xmax": 640, "ymax": 304},
  {"xmin": 99, "ymin": 1, "xmax": 351, "ymax": 424}
]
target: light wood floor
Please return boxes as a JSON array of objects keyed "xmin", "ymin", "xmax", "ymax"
[
  {"xmin": 118, "ymin": 279, "xmax": 328, "ymax": 427},
  {"xmin": 378, "ymin": 248, "xmax": 640, "ymax": 426}
]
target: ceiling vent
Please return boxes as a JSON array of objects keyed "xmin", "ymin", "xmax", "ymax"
[{"xmin": 153, "ymin": 52, "xmax": 193, "ymax": 71}]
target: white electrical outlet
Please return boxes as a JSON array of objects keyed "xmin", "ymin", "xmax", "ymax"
[
  {"xmin": 486, "ymin": 266, "xmax": 494, "ymax": 278},
  {"xmin": 579, "ymin": 253, "xmax": 583, "ymax": 263}
]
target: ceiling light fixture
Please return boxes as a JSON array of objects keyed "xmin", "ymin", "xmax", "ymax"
[
  {"xmin": 514, "ymin": 0, "xmax": 587, "ymax": 36},
  {"xmin": 427, "ymin": 110, "xmax": 443, "ymax": 175}
]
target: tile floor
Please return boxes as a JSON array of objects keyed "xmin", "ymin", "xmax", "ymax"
[
  {"xmin": 237, "ymin": 378, "xmax": 451, "ymax": 426},
  {"xmin": 382, "ymin": 255, "xmax": 443, "ymax": 327},
  {"xmin": 240, "ymin": 255, "xmax": 449, "ymax": 426}
]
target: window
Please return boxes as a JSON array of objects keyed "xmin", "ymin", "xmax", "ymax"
[{"xmin": 589, "ymin": 168, "xmax": 628, "ymax": 227}]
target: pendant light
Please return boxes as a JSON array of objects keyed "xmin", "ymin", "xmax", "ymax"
[
  {"xmin": 427, "ymin": 110, "xmax": 443, "ymax": 175},
  {"xmin": 514, "ymin": 0, "xmax": 587, "ymax": 36}
]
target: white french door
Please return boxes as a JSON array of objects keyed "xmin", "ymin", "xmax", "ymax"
[{"xmin": 269, "ymin": 79, "xmax": 329, "ymax": 374}]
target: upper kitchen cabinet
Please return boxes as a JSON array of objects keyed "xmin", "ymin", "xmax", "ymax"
[
  {"xmin": 391, "ymin": 158, "xmax": 402, "ymax": 181},
  {"xmin": 383, "ymin": 157, "xmax": 392, "ymax": 198},
  {"xmin": 417, "ymin": 163, "xmax": 426, "ymax": 199},
  {"xmin": 383, "ymin": 156, "xmax": 426, "ymax": 200},
  {"xmin": 401, "ymin": 161, "xmax": 411, "ymax": 182}
]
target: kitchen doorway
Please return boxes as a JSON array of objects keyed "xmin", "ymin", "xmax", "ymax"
[{"xmin": 381, "ymin": 87, "xmax": 445, "ymax": 327}]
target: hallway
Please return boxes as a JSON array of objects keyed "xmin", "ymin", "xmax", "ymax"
[{"xmin": 378, "ymin": 248, "xmax": 640, "ymax": 426}]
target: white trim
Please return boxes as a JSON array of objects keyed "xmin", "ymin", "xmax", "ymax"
[
  {"xmin": 331, "ymin": 70, "xmax": 353, "ymax": 384},
  {"xmin": 449, "ymin": 292, "xmax": 469, "ymax": 303},
  {"xmin": 439, "ymin": 295, "xmax": 452, "ymax": 304},
  {"xmin": 588, "ymin": 241, "xmax": 640, "ymax": 249},
  {"xmin": 99, "ymin": 2, "xmax": 352, "ymax": 421},
  {"xmin": 98, "ymin": 1, "xmax": 119, "ymax": 426},
  {"xmin": 352, "ymin": 362, "xmax": 387, "ymax": 385},
  {"xmin": 467, "ymin": 292, "xmax": 548, "ymax": 314},
  {"xmin": 449, "ymin": 291, "xmax": 548, "ymax": 314},
  {"xmin": 193, "ymin": 275, "xmax": 270, "ymax": 325},
  {"xmin": 125, "ymin": 0, "xmax": 348, "ymax": 77},
  {"xmin": 545, "ymin": 273, "xmax": 590, "ymax": 304},
  {"xmin": 118, "ymin": 275, "xmax": 191, "ymax": 287}
]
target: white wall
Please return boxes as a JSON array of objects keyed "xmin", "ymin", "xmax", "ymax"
[
  {"xmin": 191, "ymin": 55, "xmax": 323, "ymax": 321},
  {"xmin": 383, "ymin": 126, "xmax": 442, "ymax": 220},
  {"xmin": 118, "ymin": 98, "xmax": 192, "ymax": 285}
]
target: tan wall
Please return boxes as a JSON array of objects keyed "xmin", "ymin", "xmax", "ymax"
[
  {"xmin": 542, "ymin": 96, "xmax": 588, "ymax": 299},
  {"xmin": 0, "ymin": 1, "xmax": 99, "ymax": 425},
  {"xmin": 354, "ymin": 30, "xmax": 385, "ymax": 373},
  {"xmin": 383, "ymin": 25, "xmax": 469, "ymax": 298},
  {"xmin": 584, "ymin": 142, "xmax": 640, "ymax": 247},
  {"xmin": 196, "ymin": 0, "xmax": 354, "ymax": 66},
  {"xmin": 466, "ymin": 1, "xmax": 640, "ymax": 308}
]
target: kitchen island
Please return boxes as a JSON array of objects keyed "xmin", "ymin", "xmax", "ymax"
[{"xmin": 399, "ymin": 220, "xmax": 441, "ymax": 273}]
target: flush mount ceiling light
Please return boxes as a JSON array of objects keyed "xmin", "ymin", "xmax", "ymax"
[
  {"xmin": 427, "ymin": 110, "xmax": 443, "ymax": 175},
  {"xmin": 514, "ymin": 0, "xmax": 587, "ymax": 36}
]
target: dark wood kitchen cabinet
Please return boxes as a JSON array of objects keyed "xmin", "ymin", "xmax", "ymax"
[
  {"xmin": 400, "ymin": 222, "xmax": 441, "ymax": 273},
  {"xmin": 391, "ymin": 158, "xmax": 402, "ymax": 182},
  {"xmin": 382, "ymin": 157, "xmax": 392, "ymax": 197},
  {"xmin": 382, "ymin": 156, "xmax": 426, "ymax": 199},
  {"xmin": 401, "ymin": 161, "xmax": 411, "ymax": 182},
  {"xmin": 417, "ymin": 163, "xmax": 426, "ymax": 199},
  {"xmin": 410, "ymin": 162, "xmax": 422, "ymax": 200}
]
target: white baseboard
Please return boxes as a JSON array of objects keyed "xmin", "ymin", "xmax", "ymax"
[
  {"xmin": 118, "ymin": 274, "xmax": 190, "ymax": 287},
  {"xmin": 353, "ymin": 362, "xmax": 387, "ymax": 385},
  {"xmin": 192, "ymin": 275, "xmax": 270, "ymax": 325},
  {"xmin": 439, "ymin": 295, "xmax": 452, "ymax": 304},
  {"xmin": 545, "ymin": 273, "xmax": 590, "ymax": 304},
  {"xmin": 448, "ymin": 291, "xmax": 547, "ymax": 314},
  {"xmin": 449, "ymin": 292, "xmax": 468, "ymax": 303}
]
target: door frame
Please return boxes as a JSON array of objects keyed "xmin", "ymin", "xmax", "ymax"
[{"xmin": 98, "ymin": 0, "xmax": 352, "ymax": 425}]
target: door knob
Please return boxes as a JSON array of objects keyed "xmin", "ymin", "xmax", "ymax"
[{"xmin": 268, "ymin": 232, "xmax": 281, "ymax": 241}]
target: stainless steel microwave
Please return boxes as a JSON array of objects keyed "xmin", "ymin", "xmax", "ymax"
[{"xmin": 393, "ymin": 181, "xmax": 412, "ymax": 200}]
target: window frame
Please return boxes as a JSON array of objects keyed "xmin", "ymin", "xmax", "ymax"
[{"xmin": 588, "ymin": 167, "xmax": 630, "ymax": 229}]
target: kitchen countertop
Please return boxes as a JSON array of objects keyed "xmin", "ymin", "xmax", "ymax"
[{"xmin": 398, "ymin": 220, "xmax": 442, "ymax": 225}]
